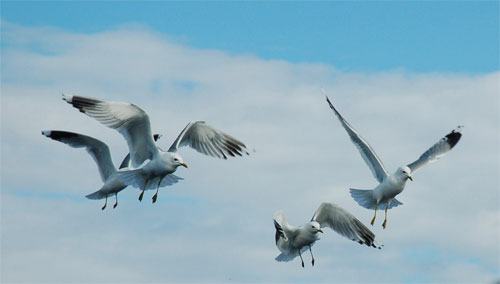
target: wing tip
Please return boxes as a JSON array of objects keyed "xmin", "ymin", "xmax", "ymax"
[
  {"xmin": 153, "ymin": 134, "xmax": 162, "ymax": 142},
  {"xmin": 446, "ymin": 125, "xmax": 464, "ymax": 149},
  {"xmin": 42, "ymin": 130, "xmax": 79, "ymax": 141},
  {"xmin": 324, "ymin": 95, "xmax": 344, "ymax": 119},
  {"xmin": 62, "ymin": 93, "xmax": 73, "ymax": 103}
]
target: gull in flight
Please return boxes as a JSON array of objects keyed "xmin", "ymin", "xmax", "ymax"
[
  {"xmin": 42, "ymin": 130, "xmax": 162, "ymax": 209},
  {"xmin": 274, "ymin": 202, "xmax": 382, "ymax": 268},
  {"xmin": 62, "ymin": 95, "xmax": 249, "ymax": 203},
  {"xmin": 325, "ymin": 96, "xmax": 463, "ymax": 229}
]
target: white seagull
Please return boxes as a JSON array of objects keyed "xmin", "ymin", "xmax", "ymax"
[
  {"xmin": 274, "ymin": 202, "xmax": 382, "ymax": 268},
  {"xmin": 325, "ymin": 96, "xmax": 463, "ymax": 229},
  {"xmin": 62, "ymin": 94, "xmax": 249, "ymax": 203},
  {"xmin": 42, "ymin": 130, "xmax": 163, "ymax": 209}
]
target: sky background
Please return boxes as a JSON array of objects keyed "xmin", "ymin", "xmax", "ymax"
[{"xmin": 1, "ymin": 1, "xmax": 499, "ymax": 283}]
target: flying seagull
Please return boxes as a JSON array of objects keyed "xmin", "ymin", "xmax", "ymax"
[
  {"xmin": 325, "ymin": 95, "xmax": 463, "ymax": 229},
  {"xmin": 42, "ymin": 130, "xmax": 163, "ymax": 209},
  {"xmin": 274, "ymin": 202, "xmax": 382, "ymax": 268},
  {"xmin": 62, "ymin": 94, "xmax": 249, "ymax": 203}
]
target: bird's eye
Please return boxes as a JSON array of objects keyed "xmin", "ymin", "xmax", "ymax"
[{"xmin": 174, "ymin": 158, "xmax": 178, "ymax": 161}]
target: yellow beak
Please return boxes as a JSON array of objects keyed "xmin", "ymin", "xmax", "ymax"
[
  {"xmin": 318, "ymin": 229, "xmax": 324, "ymax": 233},
  {"xmin": 408, "ymin": 176, "xmax": 413, "ymax": 181},
  {"xmin": 181, "ymin": 163, "xmax": 188, "ymax": 168}
]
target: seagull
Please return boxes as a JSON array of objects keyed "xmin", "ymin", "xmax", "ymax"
[
  {"xmin": 325, "ymin": 95, "xmax": 463, "ymax": 229},
  {"xmin": 42, "ymin": 130, "xmax": 163, "ymax": 209},
  {"xmin": 62, "ymin": 94, "xmax": 249, "ymax": 203},
  {"xmin": 274, "ymin": 202, "xmax": 382, "ymax": 268}
]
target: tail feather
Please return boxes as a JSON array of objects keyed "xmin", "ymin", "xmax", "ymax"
[
  {"xmin": 350, "ymin": 188, "xmax": 377, "ymax": 210},
  {"xmin": 159, "ymin": 174, "xmax": 184, "ymax": 187},
  {"xmin": 85, "ymin": 190, "xmax": 106, "ymax": 200},
  {"xmin": 275, "ymin": 252, "xmax": 297, "ymax": 262},
  {"xmin": 275, "ymin": 246, "xmax": 309, "ymax": 262},
  {"xmin": 350, "ymin": 188, "xmax": 403, "ymax": 210},
  {"xmin": 387, "ymin": 198, "xmax": 403, "ymax": 209},
  {"xmin": 117, "ymin": 169, "xmax": 183, "ymax": 190}
]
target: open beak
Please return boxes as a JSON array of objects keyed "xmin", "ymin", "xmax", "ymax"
[
  {"xmin": 318, "ymin": 229, "xmax": 324, "ymax": 233},
  {"xmin": 181, "ymin": 163, "xmax": 188, "ymax": 168},
  {"xmin": 408, "ymin": 176, "xmax": 413, "ymax": 181}
]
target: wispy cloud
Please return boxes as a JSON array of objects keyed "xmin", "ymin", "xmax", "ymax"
[{"xmin": 1, "ymin": 22, "xmax": 499, "ymax": 283}]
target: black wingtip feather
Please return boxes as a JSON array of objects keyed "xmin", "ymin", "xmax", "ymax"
[
  {"xmin": 274, "ymin": 220, "xmax": 285, "ymax": 244},
  {"xmin": 446, "ymin": 126, "xmax": 463, "ymax": 149},
  {"xmin": 42, "ymin": 130, "xmax": 78, "ymax": 141},
  {"xmin": 325, "ymin": 95, "xmax": 345, "ymax": 119}
]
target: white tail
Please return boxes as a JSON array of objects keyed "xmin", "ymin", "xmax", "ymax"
[
  {"xmin": 117, "ymin": 169, "xmax": 183, "ymax": 191},
  {"xmin": 350, "ymin": 188, "xmax": 403, "ymax": 210},
  {"xmin": 85, "ymin": 190, "xmax": 106, "ymax": 200},
  {"xmin": 350, "ymin": 188, "xmax": 377, "ymax": 210},
  {"xmin": 275, "ymin": 252, "xmax": 297, "ymax": 262}
]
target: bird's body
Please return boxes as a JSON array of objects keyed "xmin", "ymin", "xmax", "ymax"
[
  {"xmin": 63, "ymin": 94, "xmax": 248, "ymax": 203},
  {"xmin": 42, "ymin": 130, "xmax": 163, "ymax": 209},
  {"xmin": 374, "ymin": 167, "xmax": 408, "ymax": 200},
  {"xmin": 352, "ymin": 166, "xmax": 408, "ymax": 211},
  {"xmin": 86, "ymin": 174, "xmax": 126, "ymax": 200},
  {"xmin": 275, "ymin": 221, "xmax": 321, "ymax": 263},
  {"xmin": 325, "ymin": 95, "xmax": 463, "ymax": 228},
  {"xmin": 274, "ymin": 203, "xmax": 381, "ymax": 267}
]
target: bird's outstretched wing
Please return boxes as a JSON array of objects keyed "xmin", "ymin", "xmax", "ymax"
[
  {"xmin": 312, "ymin": 202, "xmax": 382, "ymax": 249},
  {"xmin": 62, "ymin": 94, "xmax": 157, "ymax": 167},
  {"xmin": 168, "ymin": 120, "xmax": 248, "ymax": 159},
  {"xmin": 407, "ymin": 126, "xmax": 463, "ymax": 174},
  {"xmin": 273, "ymin": 211, "xmax": 301, "ymax": 261},
  {"xmin": 42, "ymin": 130, "xmax": 115, "ymax": 182},
  {"xmin": 326, "ymin": 96, "xmax": 389, "ymax": 183},
  {"xmin": 273, "ymin": 211, "xmax": 298, "ymax": 245}
]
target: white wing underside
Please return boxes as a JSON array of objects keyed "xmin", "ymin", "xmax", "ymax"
[
  {"xmin": 168, "ymin": 121, "xmax": 249, "ymax": 159},
  {"xmin": 42, "ymin": 130, "xmax": 116, "ymax": 182},
  {"xmin": 312, "ymin": 202, "xmax": 382, "ymax": 248},
  {"xmin": 407, "ymin": 126, "xmax": 463, "ymax": 174},
  {"xmin": 326, "ymin": 96, "xmax": 389, "ymax": 183},
  {"xmin": 273, "ymin": 211, "xmax": 300, "ymax": 260},
  {"xmin": 63, "ymin": 94, "xmax": 158, "ymax": 167}
]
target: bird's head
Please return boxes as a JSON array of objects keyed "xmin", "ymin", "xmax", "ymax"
[
  {"xmin": 170, "ymin": 153, "xmax": 188, "ymax": 169},
  {"xmin": 396, "ymin": 165, "xmax": 413, "ymax": 181},
  {"xmin": 307, "ymin": 221, "xmax": 324, "ymax": 236}
]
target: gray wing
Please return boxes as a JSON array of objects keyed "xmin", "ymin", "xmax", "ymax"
[
  {"xmin": 273, "ymin": 211, "xmax": 298, "ymax": 248},
  {"xmin": 312, "ymin": 202, "xmax": 382, "ymax": 249},
  {"xmin": 167, "ymin": 121, "xmax": 249, "ymax": 159},
  {"xmin": 326, "ymin": 96, "xmax": 389, "ymax": 183},
  {"xmin": 63, "ymin": 94, "xmax": 158, "ymax": 167},
  {"xmin": 407, "ymin": 126, "xmax": 463, "ymax": 174},
  {"xmin": 118, "ymin": 133, "xmax": 162, "ymax": 169},
  {"xmin": 42, "ymin": 130, "xmax": 115, "ymax": 182}
]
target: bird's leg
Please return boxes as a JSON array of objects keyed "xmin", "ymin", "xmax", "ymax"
[
  {"xmin": 101, "ymin": 194, "xmax": 108, "ymax": 210},
  {"xmin": 138, "ymin": 178, "xmax": 149, "ymax": 202},
  {"xmin": 113, "ymin": 193, "xmax": 118, "ymax": 209},
  {"xmin": 382, "ymin": 205, "xmax": 389, "ymax": 229},
  {"xmin": 370, "ymin": 204, "xmax": 378, "ymax": 226},
  {"xmin": 152, "ymin": 177, "xmax": 164, "ymax": 204},
  {"xmin": 309, "ymin": 245, "xmax": 315, "ymax": 266},
  {"xmin": 298, "ymin": 250, "xmax": 305, "ymax": 268}
]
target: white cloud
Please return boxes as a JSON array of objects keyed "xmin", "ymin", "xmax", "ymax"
[{"xmin": 1, "ymin": 22, "xmax": 499, "ymax": 283}]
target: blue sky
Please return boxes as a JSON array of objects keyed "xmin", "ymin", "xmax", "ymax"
[
  {"xmin": 1, "ymin": 2, "xmax": 499, "ymax": 283},
  {"xmin": 2, "ymin": 1, "xmax": 499, "ymax": 73}
]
